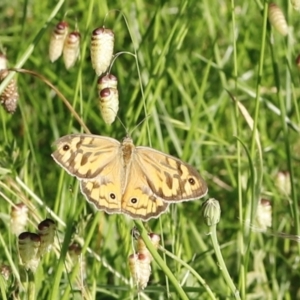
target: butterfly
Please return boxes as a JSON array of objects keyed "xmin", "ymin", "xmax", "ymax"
[{"xmin": 51, "ymin": 134, "xmax": 208, "ymax": 221}]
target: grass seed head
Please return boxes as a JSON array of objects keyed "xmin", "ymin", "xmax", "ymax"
[
  {"xmin": 136, "ymin": 233, "xmax": 160, "ymax": 262},
  {"xmin": 0, "ymin": 69, "xmax": 19, "ymax": 114},
  {"xmin": 268, "ymin": 3, "xmax": 288, "ymax": 36},
  {"xmin": 128, "ymin": 253, "xmax": 151, "ymax": 290},
  {"xmin": 18, "ymin": 232, "xmax": 41, "ymax": 272},
  {"xmin": 0, "ymin": 53, "xmax": 7, "ymax": 70},
  {"xmin": 99, "ymin": 87, "xmax": 119, "ymax": 124},
  {"xmin": 37, "ymin": 218, "xmax": 56, "ymax": 257},
  {"xmin": 49, "ymin": 21, "xmax": 69, "ymax": 62},
  {"xmin": 63, "ymin": 31, "xmax": 81, "ymax": 69},
  {"xmin": 291, "ymin": 0, "xmax": 300, "ymax": 10},
  {"xmin": 255, "ymin": 199, "xmax": 272, "ymax": 231},
  {"xmin": 90, "ymin": 27, "xmax": 114, "ymax": 76},
  {"xmin": 0, "ymin": 264, "xmax": 12, "ymax": 281},
  {"xmin": 11, "ymin": 203, "xmax": 28, "ymax": 236},
  {"xmin": 275, "ymin": 171, "xmax": 291, "ymax": 195},
  {"xmin": 97, "ymin": 73, "xmax": 118, "ymax": 91},
  {"xmin": 68, "ymin": 242, "xmax": 82, "ymax": 261}
]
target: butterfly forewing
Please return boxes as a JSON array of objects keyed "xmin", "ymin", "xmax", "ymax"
[
  {"xmin": 134, "ymin": 147, "xmax": 208, "ymax": 202},
  {"xmin": 52, "ymin": 134, "xmax": 120, "ymax": 179}
]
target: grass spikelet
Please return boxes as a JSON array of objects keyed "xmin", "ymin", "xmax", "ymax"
[
  {"xmin": 63, "ymin": 31, "xmax": 81, "ymax": 69},
  {"xmin": 49, "ymin": 21, "xmax": 69, "ymax": 62},
  {"xmin": 268, "ymin": 3, "xmax": 288, "ymax": 36},
  {"xmin": 90, "ymin": 27, "xmax": 114, "ymax": 76}
]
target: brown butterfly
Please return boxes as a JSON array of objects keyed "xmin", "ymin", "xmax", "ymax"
[{"xmin": 51, "ymin": 134, "xmax": 208, "ymax": 221}]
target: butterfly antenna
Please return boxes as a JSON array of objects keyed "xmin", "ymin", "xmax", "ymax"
[
  {"xmin": 127, "ymin": 114, "xmax": 151, "ymax": 137},
  {"xmin": 115, "ymin": 114, "xmax": 129, "ymax": 136},
  {"xmin": 115, "ymin": 113, "xmax": 151, "ymax": 138}
]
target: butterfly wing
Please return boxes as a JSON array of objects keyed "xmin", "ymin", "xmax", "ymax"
[
  {"xmin": 80, "ymin": 172, "xmax": 123, "ymax": 214},
  {"xmin": 131, "ymin": 146, "xmax": 208, "ymax": 202},
  {"xmin": 52, "ymin": 134, "xmax": 123, "ymax": 212},
  {"xmin": 52, "ymin": 134, "xmax": 121, "ymax": 178},
  {"xmin": 121, "ymin": 158, "xmax": 169, "ymax": 221},
  {"xmin": 52, "ymin": 134, "xmax": 207, "ymax": 220}
]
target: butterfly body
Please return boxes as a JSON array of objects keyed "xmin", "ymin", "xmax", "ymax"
[{"xmin": 52, "ymin": 134, "xmax": 208, "ymax": 221}]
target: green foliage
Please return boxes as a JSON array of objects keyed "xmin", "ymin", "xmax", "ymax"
[{"xmin": 0, "ymin": 0, "xmax": 300, "ymax": 299}]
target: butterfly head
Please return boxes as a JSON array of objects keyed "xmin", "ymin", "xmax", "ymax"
[{"xmin": 121, "ymin": 136, "xmax": 135, "ymax": 164}]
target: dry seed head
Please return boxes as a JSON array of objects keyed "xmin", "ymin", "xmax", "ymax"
[
  {"xmin": 97, "ymin": 74, "xmax": 118, "ymax": 91},
  {"xmin": 68, "ymin": 243, "xmax": 81, "ymax": 254},
  {"xmin": 49, "ymin": 21, "xmax": 69, "ymax": 62},
  {"xmin": 90, "ymin": 27, "xmax": 114, "ymax": 76},
  {"xmin": 11, "ymin": 203, "xmax": 28, "ymax": 235},
  {"xmin": 18, "ymin": 232, "xmax": 41, "ymax": 272},
  {"xmin": 63, "ymin": 31, "xmax": 81, "ymax": 69},
  {"xmin": 0, "ymin": 264, "xmax": 11, "ymax": 281},
  {"xmin": 0, "ymin": 53, "xmax": 7, "ymax": 70},
  {"xmin": 136, "ymin": 233, "xmax": 160, "ymax": 263},
  {"xmin": 136, "ymin": 253, "xmax": 152, "ymax": 289},
  {"xmin": 68, "ymin": 242, "xmax": 82, "ymax": 261},
  {"xmin": 0, "ymin": 69, "xmax": 19, "ymax": 114},
  {"xmin": 291, "ymin": 0, "xmax": 300, "ymax": 10},
  {"xmin": 268, "ymin": 3, "xmax": 288, "ymax": 36},
  {"xmin": 68, "ymin": 243, "xmax": 86, "ymax": 277},
  {"xmin": 255, "ymin": 199, "xmax": 272, "ymax": 231},
  {"xmin": 99, "ymin": 87, "xmax": 119, "ymax": 124},
  {"xmin": 149, "ymin": 233, "xmax": 160, "ymax": 249},
  {"xmin": 275, "ymin": 171, "xmax": 291, "ymax": 195},
  {"xmin": 37, "ymin": 218, "xmax": 56, "ymax": 257},
  {"xmin": 128, "ymin": 253, "xmax": 151, "ymax": 290},
  {"xmin": 128, "ymin": 254, "xmax": 139, "ymax": 284},
  {"xmin": 137, "ymin": 236, "xmax": 150, "ymax": 259}
]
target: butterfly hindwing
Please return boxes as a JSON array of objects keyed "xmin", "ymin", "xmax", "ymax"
[
  {"xmin": 121, "ymin": 161, "xmax": 169, "ymax": 220},
  {"xmin": 122, "ymin": 192, "xmax": 169, "ymax": 221},
  {"xmin": 80, "ymin": 177, "xmax": 122, "ymax": 214}
]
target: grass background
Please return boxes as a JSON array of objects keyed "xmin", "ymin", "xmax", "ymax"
[{"xmin": 0, "ymin": 0, "xmax": 300, "ymax": 299}]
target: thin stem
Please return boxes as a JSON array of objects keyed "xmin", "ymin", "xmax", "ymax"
[
  {"xmin": 134, "ymin": 220, "xmax": 189, "ymax": 300},
  {"xmin": 209, "ymin": 224, "xmax": 241, "ymax": 299}
]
